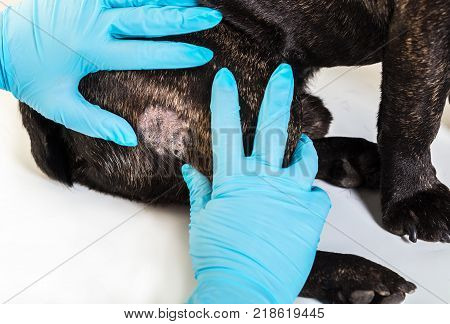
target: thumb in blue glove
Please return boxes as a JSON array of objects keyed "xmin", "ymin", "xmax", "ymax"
[
  {"xmin": 0, "ymin": 0, "xmax": 222, "ymax": 146},
  {"xmin": 183, "ymin": 64, "xmax": 332, "ymax": 304}
]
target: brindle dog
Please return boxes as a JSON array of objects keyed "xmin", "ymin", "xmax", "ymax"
[{"xmin": 19, "ymin": 0, "xmax": 449, "ymax": 302}]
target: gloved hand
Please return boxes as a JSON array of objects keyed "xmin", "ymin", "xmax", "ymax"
[
  {"xmin": 182, "ymin": 64, "xmax": 332, "ymax": 304},
  {"xmin": 0, "ymin": 0, "xmax": 221, "ymax": 146}
]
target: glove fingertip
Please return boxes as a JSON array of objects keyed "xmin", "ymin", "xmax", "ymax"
[
  {"xmin": 293, "ymin": 134, "xmax": 317, "ymax": 160},
  {"xmin": 196, "ymin": 47, "xmax": 214, "ymax": 64},
  {"xmin": 213, "ymin": 68, "xmax": 238, "ymax": 91},
  {"xmin": 102, "ymin": 116, "xmax": 138, "ymax": 147},
  {"xmin": 61, "ymin": 93, "xmax": 138, "ymax": 147},
  {"xmin": 181, "ymin": 164, "xmax": 193, "ymax": 181}
]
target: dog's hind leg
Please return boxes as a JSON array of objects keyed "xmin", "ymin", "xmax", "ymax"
[
  {"xmin": 378, "ymin": 0, "xmax": 450, "ymax": 243},
  {"xmin": 300, "ymin": 251, "xmax": 416, "ymax": 304},
  {"xmin": 314, "ymin": 137, "xmax": 380, "ymax": 189}
]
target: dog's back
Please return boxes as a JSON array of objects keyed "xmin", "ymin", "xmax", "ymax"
[{"xmin": 200, "ymin": 0, "xmax": 392, "ymax": 67}]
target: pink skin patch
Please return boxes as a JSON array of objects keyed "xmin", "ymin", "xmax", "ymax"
[{"xmin": 137, "ymin": 106, "xmax": 190, "ymax": 159}]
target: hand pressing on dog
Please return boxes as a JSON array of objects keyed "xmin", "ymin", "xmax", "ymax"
[
  {"xmin": 183, "ymin": 65, "xmax": 332, "ymax": 303},
  {"xmin": 0, "ymin": 0, "xmax": 221, "ymax": 146}
]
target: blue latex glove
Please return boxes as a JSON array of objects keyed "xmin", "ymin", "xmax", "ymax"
[
  {"xmin": 0, "ymin": 0, "xmax": 221, "ymax": 146},
  {"xmin": 182, "ymin": 64, "xmax": 332, "ymax": 304}
]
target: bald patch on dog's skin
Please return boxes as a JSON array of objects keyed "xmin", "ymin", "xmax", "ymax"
[{"xmin": 138, "ymin": 106, "xmax": 190, "ymax": 159}]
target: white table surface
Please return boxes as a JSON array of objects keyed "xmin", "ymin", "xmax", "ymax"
[{"xmin": 1, "ymin": 64, "xmax": 449, "ymax": 304}]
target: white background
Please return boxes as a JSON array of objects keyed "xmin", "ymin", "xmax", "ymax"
[{"xmin": 1, "ymin": 63, "xmax": 449, "ymax": 304}]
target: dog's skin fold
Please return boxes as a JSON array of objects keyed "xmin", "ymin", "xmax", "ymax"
[{"xmin": 20, "ymin": 0, "xmax": 449, "ymax": 302}]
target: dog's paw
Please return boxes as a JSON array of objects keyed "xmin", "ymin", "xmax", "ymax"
[
  {"xmin": 324, "ymin": 262, "xmax": 416, "ymax": 304},
  {"xmin": 326, "ymin": 277, "xmax": 416, "ymax": 304},
  {"xmin": 301, "ymin": 252, "xmax": 416, "ymax": 304},
  {"xmin": 315, "ymin": 138, "xmax": 380, "ymax": 189},
  {"xmin": 383, "ymin": 183, "xmax": 450, "ymax": 243}
]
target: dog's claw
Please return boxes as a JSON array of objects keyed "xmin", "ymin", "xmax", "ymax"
[
  {"xmin": 398, "ymin": 281, "xmax": 417, "ymax": 294},
  {"xmin": 440, "ymin": 233, "xmax": 450, "ymax": 243},
  {"xmin": 380, "ymin": 292, "xmax": 406, "ymax": 304},
  {"xmin": 336, "ymin": 291, "xmax": 347, "ymax": 303},
  {"xmin": 406, "ymin": 224, "xmax": 417, "ymax": 243},
  {"xmin": 383, "ymin": 184, "xmax": 450, "ymax": 243}
]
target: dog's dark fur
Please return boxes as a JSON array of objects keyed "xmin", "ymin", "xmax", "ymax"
[{"xmin": 19, "ymin": 0, "xmax": 449, "ymax": 302}]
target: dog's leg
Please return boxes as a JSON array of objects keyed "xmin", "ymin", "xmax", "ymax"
[
  {"xmin": 314, "ymin": 137, "xmax": 380, "ymax": 189},
  {"xmin": 300, "ymin": 251, "xmax": 416, "ymax": 304},
  {"xmin": 378, "ymin": 0, "xmax": 450, "ymax": 243}
]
